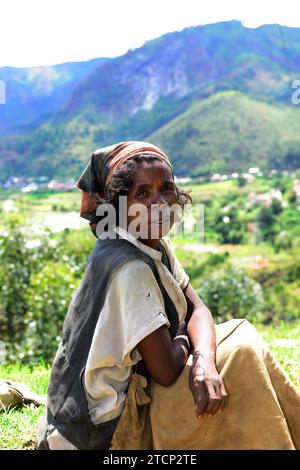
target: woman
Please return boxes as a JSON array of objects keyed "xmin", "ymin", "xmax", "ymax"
[{"xmin": 36, "ymin": 141, "xmax": 300, "ymax": 450}]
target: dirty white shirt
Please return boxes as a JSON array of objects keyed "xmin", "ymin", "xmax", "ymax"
[{"xmin": 47, "ymin": 227, "xmax": 189, "ymax": 450}]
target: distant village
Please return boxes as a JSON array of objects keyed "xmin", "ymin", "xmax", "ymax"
[
  {"xmin": 177, "ymin": 168, "xmax": 300, "ymax": 208},
  {"xmin": 0, "ymin": 176, "xmax": 77, "ymax": 192},
  {"xmin": 1, "ymin": 168, "xmax": 300, "ymax": 210}
]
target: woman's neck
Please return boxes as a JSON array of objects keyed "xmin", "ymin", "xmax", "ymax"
[{"xmin": 138, "ymin": 238, "xmax": 161, "ymax": 251}]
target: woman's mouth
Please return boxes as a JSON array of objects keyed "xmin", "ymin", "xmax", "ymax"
[{"xmin": 150, "ymin": 218, "xmax": 170, "ymax": 225}]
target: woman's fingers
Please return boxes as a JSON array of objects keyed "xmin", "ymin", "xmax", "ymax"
[
  {"xmin": 189, "ymin": 361, "xmax": 229, "ymax": 418},
  {"xmin": 203, "ymin": 381, "xmax": 220, "ymax": 415},
  {"xmin": 190, "ymin": 371, "xmax": 208, "ymax": 418},
  {"xmin": 194, "ymin": 380, "xmax": 208, "ymax": 418},
  {"xmin": 205, "ymin": 379, "xmax": 228, "ymax": 415},
  {"xmin": 197, "ymin": 379, "xmax": 228, "ymax": 417},
  {"xmin": 218, "ymin": 380, "xmax": 229, "ymax": 412}
]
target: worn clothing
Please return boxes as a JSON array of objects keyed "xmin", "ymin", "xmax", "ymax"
[
  {"xmin": 84, "ymin": 227, "xmax": 188, "ymax": 428},
  {"xmin": 149, "ymin": 319, "xmax": 300, "ymax": 450},
  {"xmin": 110, "ymin": 319, "xmax": 300, "ymax": 450},
  {"xmin": 37, "ymin": 228, "xmax": 189, "ymax": 450}
]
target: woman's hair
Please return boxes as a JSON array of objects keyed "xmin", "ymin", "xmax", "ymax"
[{"xmin": 103, "ymin": 154, "xmax": 192, "ymax": 224}]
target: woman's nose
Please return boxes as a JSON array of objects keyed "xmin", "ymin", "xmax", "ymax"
[{"xmin": 150, "ymin": 191, "xmax": 167, "ymax": 205}]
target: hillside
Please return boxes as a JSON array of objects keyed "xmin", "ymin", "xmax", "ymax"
[
  {"xmin": 0, "ymin": 58, "xmax": 107, "ymax": 134},
  {"xmin": 60, "ymin": 21, "xmax": 300, "ymax": 123},
  {"xmin": 1, "ymin": 20, "xmax": 300, "ymax": 181},
  {"xmin": 148, "ymin": 91, "xmax": 300, "ymax": 175}
]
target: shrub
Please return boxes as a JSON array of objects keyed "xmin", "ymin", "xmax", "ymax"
[
  {"xmin": 0, "ymin": 220, "xmax": 93, "ymax": 363},
  {"xmin": 274, "ymin": 231, "xmax": 293, "ymax": 253},
  {"xmin": 197, "ymin": 265, "xmax": 264, "ymax": 323},
  {"xmin": 0, "ymin": 222, "xmax": 31, "ymax": 346},
  {"xmin": 214, "ymin": 207, "xmax": 245, "ymax": 244},
  {"xmin": 262, "ymin": 282, "xmax": 300, "ymax": 323},
  {"xmin": 19, "ymin": 261, "xmax": 79, "ymax": 363}
]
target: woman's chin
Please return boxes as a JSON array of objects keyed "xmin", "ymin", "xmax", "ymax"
[{"xmin": 148, "ymin": 222, "xmax": 172, "ymax": 238}]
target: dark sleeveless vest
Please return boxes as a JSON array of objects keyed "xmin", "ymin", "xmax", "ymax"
[{"xmin": 36, "ymin": 234, "xmax": 179, "ymax": 450}]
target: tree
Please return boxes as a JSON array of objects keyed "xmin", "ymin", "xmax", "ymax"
[{"xmin": 0, "ymin": 220, "xmax": 31, "ymax": 346}]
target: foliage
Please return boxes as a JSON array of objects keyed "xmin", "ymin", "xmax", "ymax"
[
  {"xmin": 261, "ymin": 282, "xmax": 300, "ymax": 323},
  {"xmin": 237, "ymin": 176, "xmax": 247, "ymax": 187},
  {"xmin": 2, "ymin": 22, "xmax": 300, "ymax": 181},
  {"xmin": 1, "ymin": 175, "xmax": 299, "ymax": 361},
  {"xmin": 20, "ymin": 261, "xmax": 79, "ymax": 363},
  {"xmin": 176, "ymin": 250, "xmax": 229, "ymax": 282},
  {"xmin": 213, "ymin": 206, "xmax": 245, "ymax": 244},
  {"xmin": 0, "ymin": 221, "xmax": 31, "ymax": 346},
  {"xmin": 273, "ymin": 231, "xmax": 293, "ymax": 253},
  {"xmin": 257, "ymin": 206, "xmax": 278, "ymax": 243},
  {"xmin": 54, "ymin": 228, "xmax": 95, "ymax": 272},
  {"xmin": 149, "ymin": 92, "xmax": 300, "ymax": 176},
  {"xmin": 0, "ymin": 219, "xmax": 93, "ymax": 363},
  {"xmin": 256, "ymin": 322, "xmax": 300, "ymax": 388},
  {"xmin": 197, "ymin": 265, "xmax": 264, "ymax": 323}
]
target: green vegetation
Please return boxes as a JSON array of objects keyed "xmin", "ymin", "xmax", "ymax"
[
  {"xmin": 2, "ymin": 22, "xmax": 300, "ymax": 182},
  {"xmin": 0, "ymin": 172, "xmax": 299, "ymax": 362},
  {"xmin": 198, "ymin": 266, "xmax": 264, "ymax": 323},
  {"xmin": 149, "ymin": 92, "xmax": 300, "ymax": 176},
  {"xmin": 0, "ymin": 319, "xmax": 299, "ymax": 450},
  {"xmin": 0, "ymin": 219, "xmax": 94, "ymax": 362},
  {"xmin": 0, "ymin": 174, "xmax": 299, "ymax": 449},
  {"xmin": 256, "ymin": 322, "xmax": 300, "ymax": 387},
  {"xmin": 1, "ymin": 20, "xmax": 300, "ymax": 449},
  {"xmin": 0, "ymin": 362, "xmax": 50, "ymax": 450},
  {"xmin": 2, "ymin": 91, "xmax": 300, "ymax": 182}
]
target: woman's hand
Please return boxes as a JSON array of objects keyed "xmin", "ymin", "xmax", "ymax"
[{"xmin": 189, "ymin": 351, "xmax": 228, "ymax": 418}]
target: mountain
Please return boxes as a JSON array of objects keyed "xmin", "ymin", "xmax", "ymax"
[
  {"xmin": 61, "ymin": 21, "xmax": 300, "ymax": 119},
  {"xmin": 0, "ymin": 58, "xmax": 107, "ymax": 134},
  {"xmin": 148, "ymin": 91, "xmax": 300, "ymax": 176},
  {"xmin": 1, "ymin": 20, "xmax": 300, "ymax": 181}
]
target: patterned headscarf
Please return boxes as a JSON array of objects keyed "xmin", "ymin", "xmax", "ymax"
[{"xmin": 75, "ymin": 141, "xmax": 173, "ymax": 236}]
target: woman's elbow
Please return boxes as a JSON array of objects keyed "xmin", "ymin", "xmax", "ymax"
[{"xmin": 152, "ymin": 368, "xmax": 181, "ymax": 387}]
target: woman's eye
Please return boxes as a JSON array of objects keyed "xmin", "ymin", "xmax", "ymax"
[
  {"xmin": 163, "ymin": 185, "xmax": 174, "ymax": 192},
  {"xmin": 137, "ymin": 191, "xmax": 149, "ymax": 197},
  {"xmin": 137, "ymin": 186, "xmax": 174, "ymax": 197}
]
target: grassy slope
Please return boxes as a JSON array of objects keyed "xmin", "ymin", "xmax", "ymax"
[
  {"xmin": 0, "ymin": 363, "xmax": 50, "ymax": 450},
  {"xmin": 0, "ymin": 322, "xmax": 299, "ymax": 450},
  {"xmin": 148, "ymin": 91, "xmax": 300, "ymax": 175},
  {"xmin": 2, "ymin": 91, "xmax": 300, "ymax": 182}
]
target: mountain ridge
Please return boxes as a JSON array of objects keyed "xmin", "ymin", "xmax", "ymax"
[{"xmin": 1, "ymin": 20, "xmax": 300, "ymax": 181}]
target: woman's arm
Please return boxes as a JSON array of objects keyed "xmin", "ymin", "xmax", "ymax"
[
  {"xmin": 183, "ymin": 282, "xmax": 216, "ymax": 357},
  {"xmin": 183, "ymin": 282, "xmax": 228, "ymax": 418},
  {"xmin": 137, "ymin": 283, "xmax": 227, "ymax": 417},
  {"xmin": 137, "ymin": 324, "xmax": 190, "ymax": 387}
]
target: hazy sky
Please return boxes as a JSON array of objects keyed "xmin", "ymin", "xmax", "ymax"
[{"xmin": 1, "ymin": 0, "xmax": 299, "ymax": 67}]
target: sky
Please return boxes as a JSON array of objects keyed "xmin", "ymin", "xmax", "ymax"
[{"xmin": 1, "ymin": 0, "xmax": 299, "ymax": 67}]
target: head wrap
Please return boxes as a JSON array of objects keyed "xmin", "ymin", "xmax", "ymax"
[{"xmin": 75, "ymin": 141, "xmax": 173, "ymax": 236}]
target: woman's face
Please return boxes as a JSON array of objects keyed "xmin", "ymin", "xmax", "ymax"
[{"xmin": 126, "ymin": 160, "xmax": 178, "ymax": 249}]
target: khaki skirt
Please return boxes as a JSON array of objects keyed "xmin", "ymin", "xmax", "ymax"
[{"xmin": 111, "ymin": 319, "xmax": 300, "ymax": 450}]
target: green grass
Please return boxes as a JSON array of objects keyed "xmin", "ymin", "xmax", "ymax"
[
  {"xmin": 185, "ymin": 180, "xmax": 235, "ymax": 198},
  {"xmin": 0, "ymin": 322, "xmax": 299, "ymax": 450},
  {"xmin": 256, "ymin": 322, "xmax": 300, "ymax": 387},
  {"xmin": 0, "ymin": 189, "xmax": 80, "ymax": 215},
  {"xmin": 0, "ymin": 363, "xmax": 50, "ymax": 450}
]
